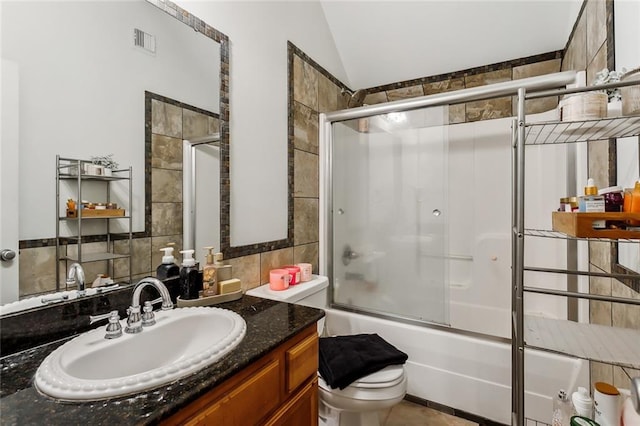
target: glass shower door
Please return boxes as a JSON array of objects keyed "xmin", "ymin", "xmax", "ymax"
[{"xmin": 330, "ymin": 107, "xmax": 449, "ymax": 325}]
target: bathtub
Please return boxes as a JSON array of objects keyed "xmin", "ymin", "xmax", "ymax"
[{"xmin": 323, "ymin": 307, "xmax": 588, "ymax": 425}]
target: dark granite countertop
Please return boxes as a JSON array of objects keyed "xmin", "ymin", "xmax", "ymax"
[{"xmin": 0, "ymin": 295, "xmax": 324, "ymax": 425}]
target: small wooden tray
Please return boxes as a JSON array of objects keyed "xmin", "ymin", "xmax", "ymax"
[
  {"xmin": 551, "ymin": 211, "xmax": 640, "ymax": 239},
  {"xmin": 176, "ymin": 290, "xmax": 243, "ymax": 308},
  {"xmin": 66, "ymin": 209, "xmax": 125, "ymax": 218}
]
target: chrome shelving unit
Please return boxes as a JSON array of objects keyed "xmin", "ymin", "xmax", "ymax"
[
  {"xmin": 55, "ymin": 155, "xmax": 133, "ymax": 290},
  {"xmin": 512, "ymin": 84, "xmax": 640, "ymax": 425}
]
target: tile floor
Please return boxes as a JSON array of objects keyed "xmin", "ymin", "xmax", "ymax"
[{"xmin": 379, "ymin": 400, "xmax": 478, "ymax": 426}]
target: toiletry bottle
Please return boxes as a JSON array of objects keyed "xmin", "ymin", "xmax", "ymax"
[
  {"xmin": 157, "ymin": 247, "xmax": 180, "ymax": 280},
  {"xmin": 552, "ymin": 389, "xmax": 572, "ymax": 426},
  {"xmin": 214, "ymin": 252, "xmax": 233, "ymax": 282},
  {"xmin": 179, "ymin": 249, "xmax": 199, "ymax": 300},
  {"xmin": 628, "ymin": 180, "xmax": 640, "ymax": 226},
  {"xmin": 202, "ymin": 247, "xmax": 217, "ymax": 297},
  {"xmin": 579, "ymin": 178, "xmax": 605, "ymax": 229},
  {"xmin": 572, "ymin": 386, "xmax": 594, "ymax": 419}
]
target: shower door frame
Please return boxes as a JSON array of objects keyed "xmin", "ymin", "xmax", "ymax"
[{"xmin": 319, "ymin": 70, "xmax": 577, "ymax": 426}]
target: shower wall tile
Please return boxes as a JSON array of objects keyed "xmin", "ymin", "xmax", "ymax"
[
  {"xmin": 151, "ymin": 202, "xmax": 183, "ymax": 236},
  {"xmin": 465, "ymin": 97, "xmax": 512, "ymax": 122},
  {"xmin": 293, "ymin": 54, "xmax": 318, "ymax": 110},
  {"xmin": 208, "ymin": 116, "xmax": 220, "ymax": 135},
  {"xmin": 464, "ymin": 69, "xmax": 511, "ymax": 88},
  {"xmin": 260, "ymin": 248, "xmax": 294, "ymax": 285},
  {"xmin": 465, "ymin": 69, "xmax": 512, "ymax": 122},
  {"xmin": 363, "ymin": 92, "xmax": 388, "ymax": 105},
  {"xmin": 294, "ymin": 149, "xmax": 319, "ymax": 198},
  {"xmin": 611, "ymin": 279, "xmax": 640, "ymax": 330},
  {"xmin": 294, "ymin": 198, "xmax": 319, "ymax": 246},
  {"xmin": 318, "ymin": 73, "xmax": 339, "ymax": 113},
  {"xmin": 588, "ymin": 139, "xmax": 610, "ymax": 189},
  {"xmin": 512, "ymin": 59, "xmax": 561, "ymax": 115},
  {"xmin": 589, "ymin": 241, "xmax": 611, "ymax": 272},
  {"xmin": 591, "ymin": 362, "xmax": 614, "ymax": 388},
  {"xmin": 293, "ymin": 101, "xmax": 319, "ymax": 154},
  {"xmin": 227, "ymin": 254, "xmax": 260, "ymax": 291},
  {"xmin": 337, "ymin": 91, "xmax": 350, "ymax": 110},
  {"xmin": 589, "ymin": 273, "xmax": 612, "ymax": 326},
  {"xmin": 586, "ymin": 0, "xmax": 607, "ymax": 65},
  {"xmin": 183, "ymin": 109, "xmax": 214, "ymax": 140},
  {"xmin": 151, "ymin": 134, "xmax": 182, "ymax": 170},
  {"xmin": 587, "ymin": 43, "xmax": 607, "ymax": 86},
  {"xmin": 562, "ymin": 13, "xmax": 587, "ymax": 72},
  {"xmin": 151, "ymin": 168, "xmax": 183, "ymax": 203},
  {"xmin": 293, "ymin": 243, "xmax": 319, "ymax": 274},
  {"xmin": 613, "ymin": 366, "xmax": 640, "ymax": 391},
  {"xmin": 448, "ymin": 104, "xmax": 466, "ymax": 124},
  {"xmin": 19, "ymin": 246, "xmax": 57, "ymax": 297},
  {"xmin": 422, "ymin": 78, "xmax": 464, "ymax": 96},
  {"xmin": 386, "ymin": 85, "xmax": 424, "ymax": 102},
  {"xmin": 151, "ymin": 99, "xmax": 182, "ymax": 138}
]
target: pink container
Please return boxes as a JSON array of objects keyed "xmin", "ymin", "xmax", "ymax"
[
  {"xmin": 282, "ymin": 265, "xmax": 301, "ymax": 286},
  {"xmin": 269, "ymin": 269, "xmax": 291, "ymax": 291},
  {"xmin": 296, "ymin": 263, "xmax": 312, "ymax": 282}
]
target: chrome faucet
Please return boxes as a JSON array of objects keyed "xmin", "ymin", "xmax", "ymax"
[
  {"xmin": 125, "ymin": 277, "xmax": 173, "ymax": 334},
  {"xmin": 66, "ymin": 262, "xmax": 86, "ymax": 296}
]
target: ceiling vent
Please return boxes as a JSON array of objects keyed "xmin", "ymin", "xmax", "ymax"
[{"xmin": 133, "ymin": 28, "xmax": 156, "ymax": 54}]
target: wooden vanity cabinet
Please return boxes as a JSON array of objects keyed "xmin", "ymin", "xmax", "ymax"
[{"xmin": 162, "ymin": 323, "xmax": 319, "ymax": 426}]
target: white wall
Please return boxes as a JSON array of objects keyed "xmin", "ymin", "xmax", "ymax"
[{"xmin": 175, "ymin": 1, "xmax": 349, "ymax": 246}]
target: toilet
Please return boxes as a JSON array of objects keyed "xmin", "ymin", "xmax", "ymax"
[{"xmin": 246, "ymin": 275, "xmax": 407, "ymax": 426}]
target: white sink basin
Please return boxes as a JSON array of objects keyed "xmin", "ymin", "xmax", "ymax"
[{"xmin": 35, "ymin": 306, "xmax": 246, "ymax": 401}]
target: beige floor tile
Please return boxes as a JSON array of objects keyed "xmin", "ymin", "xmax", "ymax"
[{"xmin": 383, "ymin": 400, "xmax": 478, "ymax": 426}]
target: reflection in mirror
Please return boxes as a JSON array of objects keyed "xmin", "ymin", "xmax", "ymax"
[
  {"xmin": 183, "ymin": 135, "xmax": 221, "ymax": 267},
  {"xmin": 1, "ymin": 0, "xmax": 229, "ymax": 311}
]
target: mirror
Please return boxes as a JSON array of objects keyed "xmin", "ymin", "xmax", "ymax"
[{"xmin": 1, "ymin": 0, "xmax": 229, "ymax": 308}]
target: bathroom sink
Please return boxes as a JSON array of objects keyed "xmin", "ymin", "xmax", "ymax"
[{"xmin": 35, "ymin": 306, "xmax": 246, "ymax": 401}]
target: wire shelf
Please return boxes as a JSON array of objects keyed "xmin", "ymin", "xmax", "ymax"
[
  {"xmin": 524, "ymin": 228, "xmax": 640, "ymax": 243},
  {"xmin": 524, "ymin": 115, "xmax": 640, "ymax": 145}
]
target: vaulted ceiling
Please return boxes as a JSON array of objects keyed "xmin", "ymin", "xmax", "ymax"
[{"xmin": 320, "ymin": 1, "xmax": 582, "ymax": 89}]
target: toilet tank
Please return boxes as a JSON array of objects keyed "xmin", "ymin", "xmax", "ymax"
[{"xmin": 245, "ymin": 275, "xmax": 329, "ymax": 309}]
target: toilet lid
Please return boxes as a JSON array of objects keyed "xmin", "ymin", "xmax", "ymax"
[{"xmin": 319, "ymin": 365, "xmax": 405, "ymax": 390}]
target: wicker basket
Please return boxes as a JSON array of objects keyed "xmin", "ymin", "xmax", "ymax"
[
  {"xmin": 621, "ymin": 67, "xmax": 640, "ymax": 116},
  {"xmin": 560, "ymin": 92, "xmax": 607, "ymax": 121}
]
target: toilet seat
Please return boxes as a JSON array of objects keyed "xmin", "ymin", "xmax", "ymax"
[{"xmin": 318, "ymin": 364, "xmax": 404, "ymax": 390}]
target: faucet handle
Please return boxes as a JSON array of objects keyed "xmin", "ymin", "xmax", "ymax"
[
  {"xmin": 125, "ymin": 305, "xmax": 142, "ymax": 334},
  {"xmin": 89, "ymin": 310, "xmax": 122, "ymax": 339},
  {"xmin": 141, "ymin": 301, "xmax": 156, "ymax": 326}
]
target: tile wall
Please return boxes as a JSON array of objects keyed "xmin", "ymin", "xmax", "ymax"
[{"xmin": 562, "ymin": 0, "xmax": 640, "ymax": 390}]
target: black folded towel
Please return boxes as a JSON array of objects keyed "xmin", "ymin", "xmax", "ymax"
[{"xmin": 318, "ymin": 333, "xmax": 408, "ymax": 390}]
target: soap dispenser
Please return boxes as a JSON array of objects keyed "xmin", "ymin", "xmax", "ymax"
[
  {"xmin": 179, "ymin": 249, "xmax": 199, "ymax": 300},
  {"xmin": 157, "ymin": 247, "xmax": 180, "ymax": 280},
  {"xmin": 202, "ymin": 247, "xmax": 217, "ymax": 297}
]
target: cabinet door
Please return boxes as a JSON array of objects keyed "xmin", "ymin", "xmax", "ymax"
[
  {"xmin": 265, "ymin": 378, "xmax": 318, "ymax": 426},
  {"xmin": 285, "ymin": 333, "xmax": 318, "ymax": 393}
]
